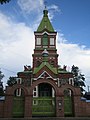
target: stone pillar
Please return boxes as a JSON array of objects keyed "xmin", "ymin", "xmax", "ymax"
[
  {"xmin": 56, "ymin": 95, "xmax": 64, "ymax": 117},
  {"xmin": 24, "ymin": 95, "xmax": 33, "ymax": 118},
  {"xmin": 4, "ymin": 95, "xmax": 13, "ymax": 118}
]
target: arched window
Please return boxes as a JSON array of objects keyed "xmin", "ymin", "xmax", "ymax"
[{"xmin": 14, "ymin": 88, "xmax": 25, "ymax": 97}]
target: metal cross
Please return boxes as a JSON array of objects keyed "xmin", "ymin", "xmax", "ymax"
[{"xmin": 44, "ymin": 0, "xmax": 47, "ymax": 9}]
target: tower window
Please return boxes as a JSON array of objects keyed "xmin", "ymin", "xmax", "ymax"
[
  {"xmin": 42, "ymin": 34, "xmax": 48, "ymax": 46},
  {"xmin": 50, "ymin": 38, "xmax": 54, "ymax": 45},
  {"xmin": 36, "ymin": 38, "xmax": 41, "ymax": 45}
]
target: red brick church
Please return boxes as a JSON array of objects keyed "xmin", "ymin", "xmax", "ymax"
[{"xmin": 0, "ymin": 8, "xmax": 90, "ymax": 118}]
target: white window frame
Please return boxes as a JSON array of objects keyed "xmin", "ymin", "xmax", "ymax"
[
  {"xmin": 16, "ymin": 88, "xmax": 21, "ymax": 96},
  {"xmin": 33, "ymin": 100, "xmax": 38, "ymax": 105},
  {"xmin": 16, "ymin": 78, "xmax": 22, "ymax": 84},
  {"xmin": 50, "ymin": 38, "xmax": 54, "ymax": 45},
  {"xmin": 36, "ymin": 38, "xmax": 41, "ymax": 45},
  {"xmin": 33, "ymin": 86, "xmax": 38, "ymax": 97},
  {"xmin": 69, "ymin": 78, "xmax": 74, "ymax": 85}
]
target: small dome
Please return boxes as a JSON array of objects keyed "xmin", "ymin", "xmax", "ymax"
[{"xmin": 42, "ymin": 49, "xmax": 49, "ymax": 57}]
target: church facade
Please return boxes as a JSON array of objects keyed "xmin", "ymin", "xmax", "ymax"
[{"xmin": 0, "ymin": 9, "xmax": 90, "ymax": 118}]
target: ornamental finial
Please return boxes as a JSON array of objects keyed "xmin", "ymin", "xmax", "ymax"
[
  {"xmin": 43, "ymin": 1, "xmax": 48, "ymax": 17},
  {"xmin": 44, "ymin": 1, "xmax": 47, "ymax": 10}
]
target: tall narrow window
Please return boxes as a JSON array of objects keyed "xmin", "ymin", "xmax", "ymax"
[
  {"xmin": 42, "ymin": 34, "xmax": 48, "ymax": 46},
  {"xmin": 36, "ymin": 38, "xmax": 41, "ymax": 45},
  {"xmin": 50, "ymin": 38, "xmax": 54, "ymax": 45}
]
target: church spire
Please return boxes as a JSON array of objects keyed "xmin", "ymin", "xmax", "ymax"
[{"xmin": 37, "ymin": 8, "xmax": 54, "ymax": 32}]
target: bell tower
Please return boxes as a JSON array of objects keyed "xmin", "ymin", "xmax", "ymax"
[{"xmin": 32, "ymin": 8, "xmax": 58, "ymax": 69}]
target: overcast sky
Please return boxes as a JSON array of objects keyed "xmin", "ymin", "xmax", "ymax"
[{"xmin": 0, "ymin": 0, "xmax": 90, "ymax": 90}]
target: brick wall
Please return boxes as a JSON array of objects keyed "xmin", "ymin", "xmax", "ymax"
[
  {"xmin": 77, "ymin": 100, "xmax": 90, "ymax": 117},
  {"xmin": 0, "ymin": 101, "xmax": 4, "ymax": 117},
  {"xmin": 0, "ymin": 96, "xmax": 90, "ymax": 118},
  {"xmin": 0, "ymin": 84, "xmax": 90, "ymax": 118},
  {"xmin": 85, "ymin": 102, "xmax": 90, "ymax": 116}
]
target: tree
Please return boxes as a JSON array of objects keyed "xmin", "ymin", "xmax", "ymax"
[
  {"xmin": 7, "ymin": 76, "xmax": 17, "ymax": 86},
  {"xmin": 71, "ymin": 65, "xmax": 86, "ymax": 93},
  {"xmin": 0, "ymin": 70, "xmax": 4, "ymax": 96},
  {"xmin": 0, "ymin": 0, "xmax": 10, "ymax": 4}
]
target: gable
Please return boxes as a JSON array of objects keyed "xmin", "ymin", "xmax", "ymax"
[
  {"xmin": 33, "ymin": 69, "xmax": 57, "ymax": 81},
  {"xmin": 33, "ymin": 62, "xmax": 57, "ymax": 75},
  {"xmin": 38, "ymin": 71, "xmax": 52, "ymax": 79}
]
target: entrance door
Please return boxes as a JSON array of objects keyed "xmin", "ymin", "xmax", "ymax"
[{"xmin": 32, "ymin": 83, "xmax": 55, "ymax": 117}]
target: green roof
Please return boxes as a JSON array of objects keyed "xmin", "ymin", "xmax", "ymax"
[
  {"xmin": 33, "ymin": 61, "xmax": 57, "ymax": 74},
  {"xmin": 17, "ymin": 70, "xmax": 32, "ymax": 74},
  {"xmin": 37, "ymin": 9, "xmax": 54, "ymax": 32},
  {"xmin": 58, "ymin": 68, "xmax": 71, "ymax": 74}
]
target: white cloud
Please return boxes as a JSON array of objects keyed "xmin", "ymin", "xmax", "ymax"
[
  {"xmin": 48, "ymin": 5, "xmax": 60, "ymax": 21},
  {"xmin": 57, "ymin": 33, "xmax": 90, "ymax": 89},
  {"xmin": 17, "ymin": 0, "xmax": 44, "ymax": 14},
  {"xmin": 17, "ymin": 0, "xmax": 60, "ymax": 15},
  {"xmin": 0, "ymin": 12, "xmax": 34, "ymax": 84},
  {"xmin": 17, "ymin": 0, "xmax": 60, "ymax": 23},
  {"xmin": 48, "ymin": 4, "xmax": 60, "ymax": 12}
]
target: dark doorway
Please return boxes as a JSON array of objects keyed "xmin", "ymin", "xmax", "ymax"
[{"xmin": 38, "ymin": 83, "xmax": 52, "ymax": 97}]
